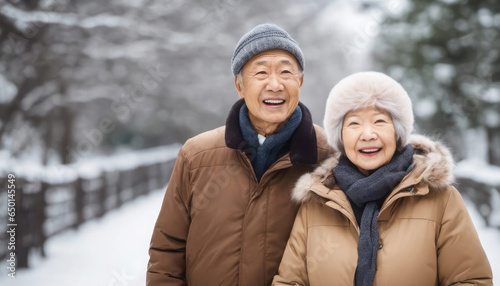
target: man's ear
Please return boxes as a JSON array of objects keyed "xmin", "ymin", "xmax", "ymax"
[
  {"xmin": 235, "ymin": 75, "xmax": 244, "ymax": 98},
  {"xmin": 299, "ymin": 73, "xmax": 305, "ymax": 88}
]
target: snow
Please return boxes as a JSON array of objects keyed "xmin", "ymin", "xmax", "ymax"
[
  {"xmin": 0, "ymin": 187, "xmax": 498, "ymax": 285},
  {"xmin": 455, "ymin": 159, "xmax": 500, "ymax": 186},
  {"xmin": 487, "ymin": 189, "xmax": 500, "ymax": 227},
  {"xmin": 324, "ymin": 1, "xmax": 383, "ymax": 65},
  {"xmin": 483, "ymin": 109, "xmax": 500, "ymax": 128},
  {"xmin": 0, "ymin": 3, "xmax": 132, "ymax": 29},
  {"xmin": 116, "ymin": 0, "xmax": 147, "ymax": 8},
  {"xmin": 315, "ymin": 0, "xmax": 412, "ymax": 68},
  {"xmin": 83, "ymin": 40, "xmax": 161, "ymax": 60},
  {"xmin": 0, "ymin": 74, "xmax": 17, "ymax": 104},
  {"xmin": 427, "ymin": 4, "xmax": 444, "ymax": 22},
  {"xmin": 415, "ymin": 98, "xmax": 438, "ymax": 119},
  {"xmin": 478, "ymin": 8, "xmax": 494, "ymax": 28},
  {"xmin": 459, "ymin": 77, "xmax": 500, "ymax": 103},
  {"xmin": 484, "ymin": 86, "xmax": 500, "ymax": 103},
  {"xmin": 20, "ymin": 81, "xmax": 59, "ymax": 112},
  {"xmin": 438, "ymin": 0, "xmax": 461, "ymax": 4},
  {"xmin": 0, "ymin": 188, "xmax": 166, "ymax": 286},
  {"xmin": 464, "ymin": 197, "xmax": 500, "ymax": 285},
  {"xmin": 433, "ymin": 63, "xmax": 456, "ymax": 85},
  {"xmin": 462, "ymin": 129, "xmax": 489, "ymax": 163},
  {"xmin": 455, "ymin": 159, "xmax": 500, "ymax": 230},
  {"xmin": 0, "ymin": 144, "xmax": 181, "ymax": 183}
]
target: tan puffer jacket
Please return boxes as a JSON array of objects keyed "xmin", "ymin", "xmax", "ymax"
[
  {"xmin": 273, "ymin": 134, "xmax": 493, "ymax": 286},
  {"xmin": 147, "ymin": 100, "xmax": 332, "ymax": 286}
]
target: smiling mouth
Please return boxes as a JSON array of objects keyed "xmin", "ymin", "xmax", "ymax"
[
  {"xmin": 263, "ymin": 99, "xmax": 285, "ymax": 106},
  {"xmin": 359, "ymin": 148, "xmax": 382, "ymax": 154}
]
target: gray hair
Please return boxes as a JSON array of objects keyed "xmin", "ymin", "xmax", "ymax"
[
  {"xmin": 331, "ymin": 108, "xmax": 407, "ymax": 154},
  {"xmin": 237, "ymin": 71, "xmax": 243, "ymax": 85}
]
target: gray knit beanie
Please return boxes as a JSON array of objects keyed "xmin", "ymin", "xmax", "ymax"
[{"xmin": 231, "ymin": 24, "xmax": 305, "ymax": 76}]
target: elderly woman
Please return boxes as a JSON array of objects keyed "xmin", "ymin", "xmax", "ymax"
[{"xmin": 272, "ymin": 72, "xmax": 492, "ymax": 286}]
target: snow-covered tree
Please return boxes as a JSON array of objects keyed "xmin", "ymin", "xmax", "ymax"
[{"xmin": 373, "ymin": 0, "xmax": 500, "ymax": 165}]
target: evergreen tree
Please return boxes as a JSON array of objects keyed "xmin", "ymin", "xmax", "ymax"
[{"xmin": 373, "ymin": 0, "xmax": 500, "ymax": 164}]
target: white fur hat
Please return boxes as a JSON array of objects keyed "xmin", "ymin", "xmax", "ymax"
[{"xmin": 323, "ymin": 71, "xmax": 414, "ymax": 152}]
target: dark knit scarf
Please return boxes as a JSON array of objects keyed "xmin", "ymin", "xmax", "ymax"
[
  {"xmin": 332, "ymin": 144, "xmax": 414, "ymax": 286},
  {"xmin": 239, "ymin": 104, "xmax": 302, "ymax": 181}
]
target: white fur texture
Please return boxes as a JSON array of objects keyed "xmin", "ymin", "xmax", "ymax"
[{"xmin": 323, "ymin": 71, "xmax": 414, "ymax": 150}]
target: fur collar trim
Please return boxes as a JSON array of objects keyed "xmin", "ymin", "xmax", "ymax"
[{"xmin": 292, "ymin": 134, "xmax": 455, "ymax": 203}]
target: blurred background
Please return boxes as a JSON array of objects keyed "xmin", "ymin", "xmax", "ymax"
[{"xmin": 0, "ymin": 0, "xmax": 499, "ymax": 285}]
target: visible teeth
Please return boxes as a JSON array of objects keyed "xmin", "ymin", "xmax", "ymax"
[
  {"xmin": 264, "ymin": 100, "xmax": 284, "ymax": 104},
  {"xmin": 360, "ymin": 148, "xmax": 380, "ymax": 153}
]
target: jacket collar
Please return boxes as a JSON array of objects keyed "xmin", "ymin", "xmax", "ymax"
[
  {"xmin": 292, "ymin": 134, "xmax": 455, "ymax": 203},
  {"xmin": 225, "ymin": 98, "xmax": 318, "ymax": 164}
]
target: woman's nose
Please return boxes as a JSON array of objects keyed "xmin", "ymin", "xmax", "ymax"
[{"xmin": 360, "ymin": 125, "xmax": 377, "ymax": 141}]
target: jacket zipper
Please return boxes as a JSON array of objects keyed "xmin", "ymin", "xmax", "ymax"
[
  {"xmin": 237, "ymin": 150, "xmax": 258, "ymax": 183},
  {"xmin": 236, "ymin": 151, "xmax": 292, "ymax": 285}
]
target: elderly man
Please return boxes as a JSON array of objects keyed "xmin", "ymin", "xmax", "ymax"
[{"xmin": 147, "ymin": 23, "xmax": 331, "ymax": 286}]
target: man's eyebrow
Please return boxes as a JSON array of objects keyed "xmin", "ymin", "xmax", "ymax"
[
  {"xmin": 255, "ymin": 60, "xmax": 269, "ymax": 65},
  {"xmin": 254, "ymin": 58, "xmax": 294, "ymax": 65}
]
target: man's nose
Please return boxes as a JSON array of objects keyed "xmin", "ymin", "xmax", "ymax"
[{"xmin": 266, "ymin": 74, "xmax": 284, "ymax": 92}]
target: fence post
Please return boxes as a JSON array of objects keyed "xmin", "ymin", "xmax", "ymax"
[
  {"xmin": 148, "ymin": 163, "xmax": 161, "ymax": 193},
  {"xmin": 16, "ymin": 179, "xmax": 45, "ymax": 268},
  {"xmin": 16, "ymin": 178, "xmax": 29, "ymax": 268},
  {"xmin": 116, "ymin": 171, "xmax": 124, "ymax": 209},
  {"xmin": 37, "ymin": 182, "xmax": 47, "ymax": 258},
  {"xmin": 74, "ymin": 177, "xmax": 84, "ymax": 229},
  {"xmin": 98, "ymin": 174, "xmax": 106, "ymax": 218},
  {"xmin": 105, "ymin": 170, "xmax": 120, "ymax": 212},
  {"xmin": 141, "ymin": 165, "xmax": 148, "ymax": 196},
  {"xmin": 0, "ymin": 148, "xmax": 181, "ymax": 269}
]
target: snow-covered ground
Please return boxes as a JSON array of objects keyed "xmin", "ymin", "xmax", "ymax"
[
  {"xmin": 465, "ymin": 198, "xmax": 500, "ymax": 285},
  {"xmin": 0, "ymin": 187, "xmax": 498, "ymax": 285},
  {"xmin": 0, "ymin": 188, "xmax": 166, "ymax": 286}
]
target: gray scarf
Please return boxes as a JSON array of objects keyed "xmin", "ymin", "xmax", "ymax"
[
  {"xmin": 239, "ymin": 104, "xmax": 302, "ymax": 181},
  {"xmin": 333, "ymin": 145, "xmax": 414, "ymax": 286}
]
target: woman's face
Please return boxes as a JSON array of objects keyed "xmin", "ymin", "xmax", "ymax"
[{"xmin": 342, "ymin": 106, "xmax": 397, "ymax": 175}]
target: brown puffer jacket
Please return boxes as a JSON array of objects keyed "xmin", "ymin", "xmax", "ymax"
[
  {"xmin": 147, "ymin": 99, "xmax": 332, "ymax": 286},
  {"xmin": 273, "ymin": 134, "xmax": 493, "ymax": 286}
]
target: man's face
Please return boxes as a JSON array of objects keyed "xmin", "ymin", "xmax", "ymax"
[{"xmin": 235, "ymin": 49, "xmax": 304, "ymax": 136}]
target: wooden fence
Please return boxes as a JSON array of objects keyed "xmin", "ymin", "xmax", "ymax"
[
  {"xmin": 0, "ymin": 146, "xmax": 498, "ymax": 269},
  {"xmin": 0, "ymin": 146, "xmax": 178, "ymax": 268},
  {"xmin": 456, "ymin": 176, "xmax": 500, "ymax": 229}
]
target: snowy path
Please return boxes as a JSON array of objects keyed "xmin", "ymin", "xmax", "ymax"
[
  {"xmin": 0, "ymin": 189, "xmax": 166, "ymax": 286},
  {"xmin": 1, "ymin": 189, "xmax": 499, "ymax": 285}
]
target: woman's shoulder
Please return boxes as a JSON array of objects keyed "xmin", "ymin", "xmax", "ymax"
[
  {"xmin": 292, "ymin": 156, "xmax": 339, "ymax": 204},
  {"xmin": 409, "ymin": 134, "xmax": 455, "ymax": 191}
]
